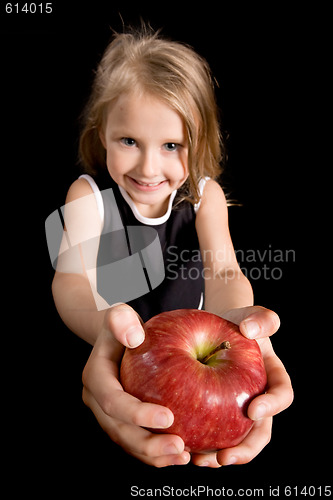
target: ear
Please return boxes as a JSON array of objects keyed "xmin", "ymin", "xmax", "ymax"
[{"xmin": 98, "ymin": 128, "xmax": 107, "ymax": 149}]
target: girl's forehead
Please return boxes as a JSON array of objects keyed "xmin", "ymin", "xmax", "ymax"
[
  {"xmin": 108, "ymin": 91, "xmax": 174, "ymax": 116},
  {"xmin": 105, "ymin": 92, "xmax": 186, "ymax": 136}
]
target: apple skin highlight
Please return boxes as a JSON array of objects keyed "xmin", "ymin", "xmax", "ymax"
[{"xmin": 120, "ymin": 309, "xmax": 267, "ymax": 453}]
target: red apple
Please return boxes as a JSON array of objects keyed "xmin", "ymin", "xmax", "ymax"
[{"xmin": 120, "ymin": 309, "xmax": 267, "ymax": 453}]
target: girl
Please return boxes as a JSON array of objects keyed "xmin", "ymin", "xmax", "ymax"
[{"xmin": 52, "ymin": 27, "xmax": 293, "ymax": 468}]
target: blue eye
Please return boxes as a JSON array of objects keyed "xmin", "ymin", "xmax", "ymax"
[
  {"xmin": 121, "ymin": 137, "xmax": 136, "ymax": 147},
  {"xmin": 164, "ymin": 143, "xmax": 178, "ymax": 152}
]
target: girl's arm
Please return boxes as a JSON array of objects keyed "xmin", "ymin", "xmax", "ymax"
[
  {"xmin": 52, "ymin": 271, "xmax": 106, "ymax": 345},
  {"xmin": 194, "ymin": 180, "xmax": 293, "ymax": 467},
  {"xmin": 52, "ymin": 178, "xmax": 107, "ymax": 344},
  {"xmin": 196, "ymin": 179, "xmax": 281, "ymax": 335},
  {"xmin": 52, "ymin": 178, "xmax": 191, "ymax": 467},
  {"xmin": 195, "ymin": 179, "xmax": 253, "ymax": 314}
]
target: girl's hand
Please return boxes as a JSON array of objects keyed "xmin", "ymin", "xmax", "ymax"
[
  {"xmin": 191, "ymin": 306, "xmax": 294, "ymax": 467},
  {"xmin": 81, "ymin": 303, "xmax": 191, "ymax": 467}
]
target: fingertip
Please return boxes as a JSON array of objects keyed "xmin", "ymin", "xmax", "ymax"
[
  {"xmin": 152, "ymin": 450, "xmax": 190, "ymax": 467},
  {"xmin": 192, "ymin": 453, "xmax": 222, "ymax": 468},
  {"xmin": 107, "ymin": 304, "xmax": 145, "ymax": 348},
  {"xmin": 218, "ymin": 454, "xmax": 237, "ymax": 466},
  {"xmin": 240, "ymin": 319, "xmax": 260, "ymax": 339},
  {"xmin": 171, "ymin": 451, "xmax": 191, "ymax": 466},
  {"xmin": 154, "ymin": 409, "xmax": 174, "ymax": 429},
  {"xmin": 125, "ymin": 325, "xmax": 145, "ymax": 348},
  {"xmin": 240, "ymin": 309, "xmax": 281, "ymax": 339},
  {"xmin": 266, "ymin": 310, "xmax": 281, "ymax": 335},
  {"xmin": 249, "ymin": 402, "xmax": 269, "ymax": 421}
]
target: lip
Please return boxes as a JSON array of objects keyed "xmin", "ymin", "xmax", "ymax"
[{"xmin": 127, "ymin": 176, "xmax": 168, "ymax": 192}]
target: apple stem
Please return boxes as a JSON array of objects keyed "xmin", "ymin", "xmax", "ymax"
[{"xmin": 201, "ymin": 341, "xmax": 231, "ymax": 364}]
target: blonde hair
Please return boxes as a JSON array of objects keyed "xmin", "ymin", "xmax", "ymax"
[{"xmin": 79, "ymin": 27, "xmax": 224, "ymax": 204}]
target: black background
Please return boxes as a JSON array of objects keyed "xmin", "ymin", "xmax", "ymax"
[{"xmin": 2, "ymin": 1, "xmax": 327, "ymax": 497}]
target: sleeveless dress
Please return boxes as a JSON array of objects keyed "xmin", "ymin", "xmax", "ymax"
[{"xmin": 80, "ymin": 171, "xmax": 207, "ymax": 322}]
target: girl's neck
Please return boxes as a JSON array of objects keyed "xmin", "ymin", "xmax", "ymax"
[{"xmin": 118, "ymin": 186, "xmax": 177, "ymax": 225}]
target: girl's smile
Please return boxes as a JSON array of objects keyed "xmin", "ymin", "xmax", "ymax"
[
  {"xmin": 127, "ymin": 176, "xmax": 168, "ymax": 192},
  {"xmin": 99, "ymin": 92, "xmax": 189, "ymax": 218}
]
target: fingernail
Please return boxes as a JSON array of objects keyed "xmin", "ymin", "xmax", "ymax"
[
  {"xmin": 253, "ymin": 403, "xmax": 267, "ymax": 420},
  {"xmin": 224, "ymin": 456, "xmax": 237, "ymax": 466},
  {"xmin": 154, "ymin": 411, "xmax": 172, "ymax": 428},
  {"xmin": 172, "ymin": 452, "xmax": 191, "ymax": 465},
  {"xmin": 243, "ymin": 320, "xmax": 260, "ymax": 339},
  {"xmin": 198, "ymin": 461, "xmax": 210, "ymax": 467},
  {"xmin": 126, "ymin": 326, "xmax": 144, "ymax": 348},
  {"xmin": 163, "ymin": 443, "xmax": 182, "ymax": 455}
]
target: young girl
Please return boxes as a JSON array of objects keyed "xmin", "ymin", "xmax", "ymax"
[{"xmin": 52, "ymin": 27, "xmax": 293, "ymax": 468}]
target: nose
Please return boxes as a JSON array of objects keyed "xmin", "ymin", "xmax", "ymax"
[{"xmin": 137, "ymin": 148, "xmax": 160, "ymax": 178}]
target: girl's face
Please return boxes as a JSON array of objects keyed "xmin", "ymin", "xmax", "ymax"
[{"xmin": 100, "ymin": 92, "xmax": 189, "ymax": 218}]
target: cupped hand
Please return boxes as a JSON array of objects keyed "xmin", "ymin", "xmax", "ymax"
[
  {"xmin": 191, "ymin": 306, "xmax": 294, "ymax": 467},
  {"xmin": 82, "ymin": 303, "xmax": 191, "ymax": 467}
]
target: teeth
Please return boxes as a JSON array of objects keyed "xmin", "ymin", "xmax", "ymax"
[{"xmin": 136, "ymin": 180, "xmax": 162, "ymax": 186}]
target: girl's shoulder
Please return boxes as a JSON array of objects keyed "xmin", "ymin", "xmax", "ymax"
[
  {"xmin": 65, "ymin": 175, "xmax": 95, "ymax": 204},
  {"xmin": 195, "ymin": 178, "xmax": 229, "ymax": 239},
  {"xmin": 63, "ymin": 175, "xmax": 104, "ymax": 231},
  {"xmin": 196, "ymin": 178, "xmax": 228, "ymax": 215},
  {"xmin": 66, "ymin": 175, "xmax": 105, "ymax": 222},
  {"xmin": 195, "ymin": 179, "xmax": 234, "ymax": 261}
]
